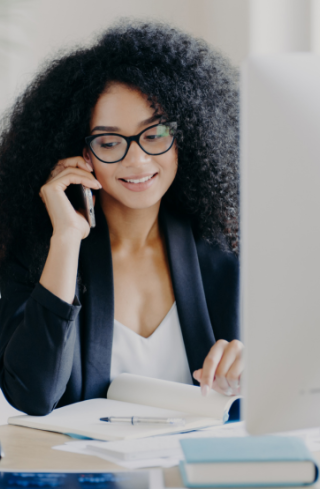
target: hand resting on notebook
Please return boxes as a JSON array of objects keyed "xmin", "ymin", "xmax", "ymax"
[{"xmin": 193, "ymin": 339, "xmax": 243, "ymax": 397}]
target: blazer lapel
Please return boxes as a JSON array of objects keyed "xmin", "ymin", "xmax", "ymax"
[
  {"xmin": 79, "ymin": 202, "xmax": 114, "ymax": 399},
  {"xmin": 79, "ymin": 202, "xmax": 214, "ymax": 396},
  {"xmin": 160, "ymin": 206, "xmax": 216, "ymax": 382}
]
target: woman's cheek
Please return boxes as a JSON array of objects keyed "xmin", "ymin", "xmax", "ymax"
[
  {"xmin": 162, "ymin": 153, "xmax": 178, "ymax": 187},
  {"xmin": 93, "ymin": 164, "xmax": 116, "ymax": 191}
]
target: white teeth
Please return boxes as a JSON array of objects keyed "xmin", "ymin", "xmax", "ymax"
[{"xmin": 123, "ymin": 174, "xmax": 154, "ymax": 184}]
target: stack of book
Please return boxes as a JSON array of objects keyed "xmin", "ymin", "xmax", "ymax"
[{"xmin": 179, "ymin": 436, "xmax": 319, "ymax": 487}]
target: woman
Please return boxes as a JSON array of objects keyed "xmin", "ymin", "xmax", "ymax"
[{"xmin": 0, "ymin": 20, "xmax": 242, "ymax": 416}]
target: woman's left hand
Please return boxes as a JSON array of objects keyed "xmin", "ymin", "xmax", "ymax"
[{"xmin": 193, "ymin": 339, "xmax": 244, "ymax": 397}]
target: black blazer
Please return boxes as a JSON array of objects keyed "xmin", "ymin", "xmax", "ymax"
[{"xmin": 0, "ymin": 204, "xmax": 239, "ymax": 415}]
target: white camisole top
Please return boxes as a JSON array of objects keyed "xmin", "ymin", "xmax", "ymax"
[{"xmin": 110, "ymin": 302, "xmax": 193, "ymax": 385}]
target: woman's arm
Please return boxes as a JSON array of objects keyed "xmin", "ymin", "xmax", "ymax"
[
  {"xmin": 39, "ymin": 157, "xmax": 101, "ymax": 303},
  {"xmin": 0, "ymin": 158, "xmax": 101, "ymax": 414},
  {"xmin": 0, "ymin": 250, "xmax": 81, "ymax": 415},
  {"xmin": 40, "ymin": 232, "xmax": 82, "ymax": 304}
]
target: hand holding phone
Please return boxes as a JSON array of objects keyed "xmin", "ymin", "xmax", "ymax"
[
  {"xmin": 39, "ymin": 156, "xmax": 101, "ymax": 240},
  {"xmin": 65, "ymin": 184, "xmax": 96, "ymax": 228}
]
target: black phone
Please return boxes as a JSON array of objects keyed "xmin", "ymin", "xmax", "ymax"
[{"xmin": 65, "ymin": 184, "xmax": 96, "ymax": 228}]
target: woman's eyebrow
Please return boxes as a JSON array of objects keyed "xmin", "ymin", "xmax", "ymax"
[{"xmin": 91, "ymin": 114, "xmax": 163, "ymax": 133}]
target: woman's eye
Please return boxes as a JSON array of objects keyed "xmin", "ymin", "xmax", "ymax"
[
  {"xmin": 145, "ymin": 135, "xmax": 161, "ymax": 140},
  {"xmin": 101, "ymin": 142, "xmax": 119, "ymax": 148},
  {"xmin": 144, "ymin": 134, "xmax": 165, "ymax": 141},
  {"xmin": 143, "ymin": 126, "xmax": 171, "ymax": 141}
]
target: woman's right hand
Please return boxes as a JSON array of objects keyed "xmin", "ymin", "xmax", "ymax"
[{"xmin": 39, "ymin": 157, "xmax": 102, "ymax": 240}]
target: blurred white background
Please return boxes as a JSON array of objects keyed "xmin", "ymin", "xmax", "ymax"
[
  {"xmin": 0, "ymin": 0, "xmax": 319, "ymax": 424},
  {"xmin": 0, "ymin": 0, "xmax": 250, "ymax": 117}
]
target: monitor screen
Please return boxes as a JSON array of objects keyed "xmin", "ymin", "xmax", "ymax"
[{"xmin": 241, "ymin": 54, "xmax": 320, "ymax": 435}]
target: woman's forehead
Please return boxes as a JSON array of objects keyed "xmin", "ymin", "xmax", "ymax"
[{"xmin": 90, "ymin": 83, "xmax": 160, "ymax": 133}]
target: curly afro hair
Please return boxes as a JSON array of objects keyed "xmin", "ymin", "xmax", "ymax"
[{"xmin": 0, "ymin": 19, "xmax": 239, "ymax": 285}]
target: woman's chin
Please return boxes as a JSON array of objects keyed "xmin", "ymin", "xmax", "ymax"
[
  {"xmin": 100, "ymin": 190, "xmax": 162, "ymax": 211},
  {"xmin": 119, "ymin": 196, "xmax": 162, "ymax": 211}
]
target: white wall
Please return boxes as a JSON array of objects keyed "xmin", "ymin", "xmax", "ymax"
[
  {"xmin": 249, "ymin": 0, "xmax": 311, "ymax": 54},
  {"xmin": 26, "ymin": 0, "xmax": 250, "ymax": 66},
  {"xmin": 0, "ymin": 0, "xmax": 250, "ymax": 115},
  {"xmin": 311, "ymin": 0, "xmax": 320, "ymax": 53}
]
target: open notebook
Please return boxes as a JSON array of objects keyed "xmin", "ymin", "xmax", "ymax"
[{"xmin": 8, "ymin": 374, "xmax": 240, "ymax": 441}]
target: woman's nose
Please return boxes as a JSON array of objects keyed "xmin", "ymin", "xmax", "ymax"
[{"xmin": 122, "ymin": 141, "xmax": 151, "ymax": 167}]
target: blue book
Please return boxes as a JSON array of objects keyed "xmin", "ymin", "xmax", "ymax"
[{"xmin": 179, "ymin": 436, "xmax": 319, "ymax": 487}]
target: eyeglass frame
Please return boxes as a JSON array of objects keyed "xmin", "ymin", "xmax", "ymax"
[{"xmin": 84, "ymin": 122, "xmax": 177, "ymax": 164}]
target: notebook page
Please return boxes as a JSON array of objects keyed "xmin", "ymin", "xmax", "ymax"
[
  {"xmin": 8, "ymin": 398, "xmax": 219, "ymax": 441},
  {"xmin": 107, "ymin": 374, "xmax": 239, "ymax": 420}
]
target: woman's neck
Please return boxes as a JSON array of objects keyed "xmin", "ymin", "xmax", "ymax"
[{"xmin": 99, "ymin": 192, "xmax": 161, "ymax": 250}]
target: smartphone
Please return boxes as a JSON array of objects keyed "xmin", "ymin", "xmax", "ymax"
[{"xmin": 65, "ymin": 184, "xmax": 96, "ymax": 228}]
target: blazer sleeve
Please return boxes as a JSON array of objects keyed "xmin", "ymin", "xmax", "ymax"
[
  {"xmin": 0, "ymin": 250, "xmax": 82, "ymax": 415},
  {"xmin": 196, "ymin": 238, "xmax": 240, "ymax": 342}
]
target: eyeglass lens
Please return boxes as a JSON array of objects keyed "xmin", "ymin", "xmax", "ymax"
[{"xmin": 90, "ymin": 124, "xmax": 174, "ymax": 163}]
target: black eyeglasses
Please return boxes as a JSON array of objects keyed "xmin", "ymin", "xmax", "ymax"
[{"xmin": 85, "ymin": 122, "xmax": 177, "ymax": 164}]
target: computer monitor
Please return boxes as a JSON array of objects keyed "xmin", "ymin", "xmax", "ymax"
[{"xmin": 241, "ymin": 54, "xmax": 320, "ymax": 435}]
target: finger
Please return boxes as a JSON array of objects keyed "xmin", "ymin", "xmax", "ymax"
[
  {"xmin": 192, "ymin": 369, "xmax": 202, "ymax": 382},
  {"xmin": 59, "ymin": 156, "xmax": 92, "ymax": 172},
  {"xmin": 226, "ymin": 355, "xmax": 244, "ymax": 393},
  {"xmin": 211, "ymin": 378, "xmax": 233, "ymax": 395},
  {"xmin": 214, "ymin": 375, "xmax": 232, "ymax": 395},
  {"xmin": 211, "ymin": 375, "xmax": 241, "ymax": 396},
  {"xmin": 201, "ymin": 340, "xmax": 228, "ymax": 396},
  {"xmin": 46, "ymin": 173, "xmax": 102, "ymax": 193},
  {"xmin": 214, "ymin": 341, "xmax": 243, "ymax": 394},
  {"xmin": 49, "ymin": 157, "xmax": 92, "ymax": 181},
  {"xmin": 48, "ymin": 167, "xmax": 100, "ymax": 186},
  {"xmin": 40, "ymin": 173, "xmax": 101, "ymax": 204}
]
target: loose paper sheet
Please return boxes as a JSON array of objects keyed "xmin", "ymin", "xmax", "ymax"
[
  {"xmin": 52, "ymin": 423, "xmax": 246, "ymax": 468},
  {"xmin": 52, "ymin": 422, "xmax": 320, "ymax": 469},
  {"xmin": 52, "ymin": 441, "xmax": 180, "ymax": 469}
]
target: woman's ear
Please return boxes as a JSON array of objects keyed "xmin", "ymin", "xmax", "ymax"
[{"xmin": 83, "ymin": 147, "xmax": 93, "ymax": 170}]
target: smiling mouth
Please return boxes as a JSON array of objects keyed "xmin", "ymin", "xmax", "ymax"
[{"xmin": 119, "ymin": 173, "xmax": 158, "ymax": 184}]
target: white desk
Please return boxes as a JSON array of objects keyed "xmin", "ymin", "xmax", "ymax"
[
  {"xmin": 0, "ymin": 425, "xmax": 182, "ymax": 487},
  {"xmin": 1, "ymin": 424, "xmax": 320, "ymax": 488}
]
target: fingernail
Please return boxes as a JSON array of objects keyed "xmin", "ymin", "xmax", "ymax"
[
  {"xmin": 201, "ymin": 385, "xmax": 210, "ymax": 397},
  {"xmin": 86, "ymin": 163, "xmax": 93, "ymax": 171}
]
